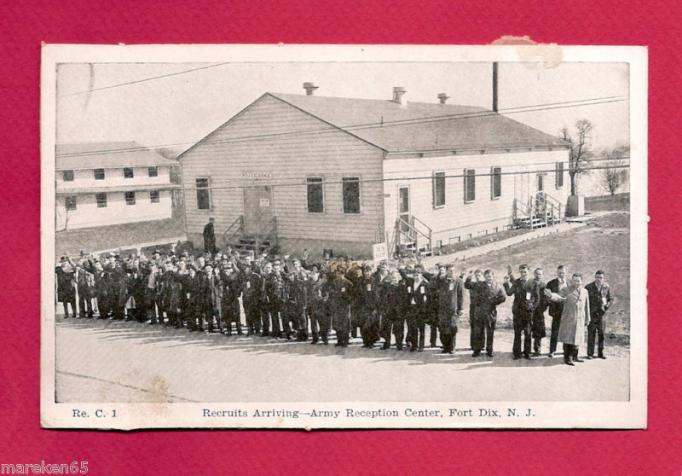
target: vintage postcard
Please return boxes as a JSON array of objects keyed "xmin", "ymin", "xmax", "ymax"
[{"xmin": 40, "ymin": 44, "xmax": 647, "ymax": 429}]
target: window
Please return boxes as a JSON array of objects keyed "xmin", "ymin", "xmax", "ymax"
[
  {"xmin": 555, "ymin": 162, "xmax": 564, "ymax": 189},
  {"xmin": 123, "ymin": 168, "xmax": 134, "ymax": 178},
  {"xmin": 432, "ymin": 171, "xmax": 446, "ymax": 208},
  {"xmin": 342, "ymin": 177, "xmax": 360, "ymax": 214},
  {"xmin": 65, "ymin": 196, "xmax": 77, "ymax": 211},
  {"xmin": 150, "ymin": 190, "xmax": 160, "ymax": 203},
  {"xmin": 125, "ymin": 191, "xmax": 136, "ymax": 205},
  {"xmin": 196, "ymin": 178, "xmax": 211, "ymax": 210},
  {"xmin": 491, "ymin": 167, "xmax": 502, "ymax": 199},
  {"xmin": 62, "ymin": 170, "xmax": 74, "ymax": 182},
  {"xmin": 148, "ymin": 166, "xmax": 158, "ymax": 177},
  {"xmin": 537, "ymin": 173, "xmax": 545, "ymax": 191},
  {"xmin": 96, "ymin": 193, "xmax": 107, "ymax": 208},
  {"xmin": 94, "ymin": 168, "xmax": 105, "ymax": 180},
  {"xmin": 464, "ymin": 169, "xmax": 476, "ymax": 202},
  {"xmin": 307, "ymin": 177, "xmax": 324, "ymax": 213}
]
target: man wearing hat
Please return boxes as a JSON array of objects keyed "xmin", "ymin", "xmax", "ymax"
[{"xmin": 56, "ymin": 258, "xmax": 77, "ymax": 318}]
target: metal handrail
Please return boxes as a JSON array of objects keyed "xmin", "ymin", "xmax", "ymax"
[
  {"xmin": 397, "ymin": 216, "xmax": 432, "ymax": 253},
  {"xmin": 223, "ymin": 215, "xmax": 244, "ymax": 243}
]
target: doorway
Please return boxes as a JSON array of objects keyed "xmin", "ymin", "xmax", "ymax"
[{"xmin": 243, "ymin": 185, "xmax": 273, "ymax": 235}]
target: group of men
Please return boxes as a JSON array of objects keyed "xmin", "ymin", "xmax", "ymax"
[{"xmin": 55, "ymin": 248, "xmax": 614, "ymax": 365}]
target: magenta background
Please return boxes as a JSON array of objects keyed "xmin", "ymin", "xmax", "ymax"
[{"xmin": 1, "ymin": 0, "xmax": 679, "ymax": 473}]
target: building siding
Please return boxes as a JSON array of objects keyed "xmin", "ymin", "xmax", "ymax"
[
  {"xmin": 57, "ymin": 166, "xmax": 172, "ymax": 189},
  {"xmin": 382, "ymin": 149, "xmax": 570, "ymax": 247},
  {"xmin": 181, "ymin": 94, "xmax": 385, "ymax": 256},
  {"xmin": 56, "ymin": 190, "xmax": 172, "ymax": 230}
]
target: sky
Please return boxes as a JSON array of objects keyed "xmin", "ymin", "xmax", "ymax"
[{"xmin": 56, "ymin": 61, "xmax": 629, "ymax": 154}]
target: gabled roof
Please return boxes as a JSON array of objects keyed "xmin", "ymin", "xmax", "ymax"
[
  {"xmin": 268, "ymin": 92, "xmax": 568, "ymax": 154},
  {"xmin": 56, "ymin": 141, "xmax": 178, "ymax": 171}
]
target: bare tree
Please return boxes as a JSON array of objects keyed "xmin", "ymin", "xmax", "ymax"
[
  {"xmin": 559, "ymin": 119, "xmax": 594, "ymax": 196},
  {"xmin": 600, "ymin": 145, "xmax": 630, "ymax": 196}
]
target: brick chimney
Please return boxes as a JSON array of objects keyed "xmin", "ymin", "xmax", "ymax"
[
  {"xmin": 392, "ymin": 86, "xmax": 407, "ymax": 107},
  {"xmin": 437, "ymin": 93, "xmax": 450, "ymax": 104},
  {"xmin": 303, "ymin": 82, "xmax": 319, "ymax": 96}
]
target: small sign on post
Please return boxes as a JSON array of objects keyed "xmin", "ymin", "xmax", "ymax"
[{"xmin": 372, "ymin": 242, "xmax": 388, "ymax": 265}]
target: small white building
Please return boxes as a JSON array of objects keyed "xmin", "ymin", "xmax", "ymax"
[{"xmin": 56, "ymin": 142, "xmax": 180, "ymax": 231}]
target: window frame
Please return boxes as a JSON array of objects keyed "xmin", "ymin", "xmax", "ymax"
[
  {"xmin": 148, "ymin": 166, "xmax": 159, "ymax": 177},
  {"xmin": 94, "ymin": 168, "xmax": 105, "ymax": 180},
  {"xmin": 62, "ymin": 170, "xmax": 74, "ymax": 182},
  {"xmin": 150, "ymin": 190, "xmax": 160, "ymax": 203},
  {"xmin": 125, "ymin": 191, "xmax": 136, "ymax": 206},
  {"xmin": 96, "ymin": 193, "xmax": 107, "ymax": 208},
  {"xmin": 490, "ymin": 166, "xmax": 502, "ymax": 200},
  {"xmin": 537, "ymin": 173, "xmax": 547, "ymax": 192},
  {"xmin": 555, "ymin": 161, "xmax": 564, "ymax": 189},
  {"xmin": 432, "ymin": 171, "xmax": 446, "ymax": 208},
  {"xmin": 65, "ymin": 195, "xmax": 77, "ymax": 211},
  {"xmin": 342, "ymin": 176, "xmax": 361, "ymax": 214},
  {"xmin": 195, "ymin": 177, "xmax": 211, "ymax": 210},
  {"xmin": 306, "ymin": 176, "xmax": 325, "ymax": 214},
  {"xmin": 123, "ymin": 167, "xmax": 134, "ymax": 179},
  {"xmin": 463, "ymin": 168, "xmax": 476, "ymax": 203}
]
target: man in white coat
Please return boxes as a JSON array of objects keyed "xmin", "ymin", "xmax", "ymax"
[{"xmin": 545, "ymin": 273, "xmax": 591, "ymax": 366}]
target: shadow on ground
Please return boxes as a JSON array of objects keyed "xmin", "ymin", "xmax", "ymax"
[{"xmin": 59, "ymin": 317, "xmax": 571, "ymax": 370}]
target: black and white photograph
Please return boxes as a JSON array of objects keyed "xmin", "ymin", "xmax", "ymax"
[{"xmin": 40, "ymin": 44, "xmax": 647, "ymax": 429}]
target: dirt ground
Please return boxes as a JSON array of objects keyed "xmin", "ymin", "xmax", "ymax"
[{"xmin": 456, "ymin": 212, "xmax": 630, "ymax": 342}]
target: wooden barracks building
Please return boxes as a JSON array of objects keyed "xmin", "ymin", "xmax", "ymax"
[{"xmin": 180, "ymin": 71, "xmax": 570, "ymax": 258}]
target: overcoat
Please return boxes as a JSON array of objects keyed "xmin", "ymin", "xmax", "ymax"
[
  {"xmin": 555, "ymin": 286, "xmax": 591, "ymax": 346},
  {"xmin": 436, "ymin": 277, "xmax": 464, "ymax": 331}
]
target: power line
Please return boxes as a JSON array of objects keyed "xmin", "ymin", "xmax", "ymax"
[
  {"xmin": 174, "ymin": 163, "xmax": 630, "ymax": 192},
  {"xmin": 59, "ymin": 62, "xmax": 231, "ymax": 97},
  {"xmin": 55, "ymin": 95, "xmax": 628, "ymax": 159}
]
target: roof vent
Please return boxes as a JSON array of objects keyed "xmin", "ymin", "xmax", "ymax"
[
  {"xmin": 303, "ymin": 82, "xmax": 319, "ymax": 96},
  {"xmin": 392, "ymin": 86, "xmax": 407, "ymax": 107},
  {"xmin": 437, "ymin": 93, "xmax": 450, "ymax": 104}
]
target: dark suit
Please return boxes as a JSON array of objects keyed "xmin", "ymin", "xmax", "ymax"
[
  {"xmin": 203, "ymin": 222, "xmax": 216, "ymax": 254},
  {"xmin": 437, "ymin": 276, "xmax": 464, "ymax": 353},
  {"xmin": 329, "ymin": 275, "xmax": 353, "ymax": 347},
  {"xmin": 528, "ymin": 279, "xmax": 548, "ymax": 353},
  {"xmin": 241, "ymin": 271, "xmax": 263, "ymax": 335},
  {"xmin": 382, "ymin": 280, "xmax": 409, "ymax": 350},
  {"xmin": 404, "ymin": 275, "xmax": 431, "ymax": 351},
  {"xmin": 56, "ymin": 267, "xmax": 77, "ymax": 317},
  {"xmin": 585, "ymin": 281, "xmax": 614, "ymax": 356},
  {"xmin": 264, "ymin": 272, "xmax": 286, "ymax": 337},
  {"xmin": 546, "ymin": 277, "xmax": 568, "ymax": 354},
  {"xmin": 467, "ymin": 278, "xmax": 506, "ymax": 355},
  {"xmin": 504, "ymin": 276, "xmax": 538, "ymax": 358},
  {"xmin": 307, "ymin": 278, "xmax": 330, "ymax": 343}
]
